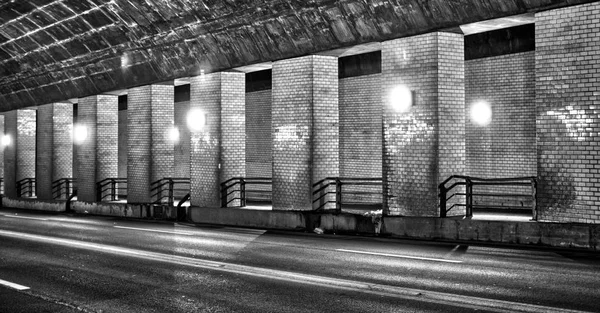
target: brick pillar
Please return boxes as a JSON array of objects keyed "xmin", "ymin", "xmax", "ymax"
[
  {"xmin": 0, "ymin": 115, "xmax": 4, "ymax": 194},
  {"xmin": 535, "ymin": 2, "xmax": 600, "ymax": 224},
  {"xmin": 36, "ymin": 103, "xmax": 73, "ymax": 200},
  {"xmin": 3, "ymin": 110, "xmax": 36, "ymax": 198},
  {"xmin": 127, "ymin": 84, "xmax": 174, "ymax": 203},
  {"xmin": 189, "ymin": 72, "xmax": 245, "ymax": 207},
  {"xmin": 76, "ymin": 95, "xmax": 118, "ymax": 202},
  {"xmin": 272, "ymin": 55, "xmax": 339, "ymax": 211},
  {"xmin": 3, "ymin": 111, "xmax": 17, "ymax": 198},
  {"xmin": 382, "ymin": 32, "xmax": 465, "ymax": 217}
]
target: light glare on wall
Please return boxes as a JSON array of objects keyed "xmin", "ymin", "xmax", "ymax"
[
  {"xmin": 470, "ymin": 101, "xmax": 492, "ymax": 126},
  {"xmin": 73, "ymin": 124, "xmax": 88, "ymax": 144},
  {"xmin": 169, "ymin": 126, "xmax": 180, "ymax": 142},
  {"xmin": 1, "ymin": 135, "xmax": 11, "ymax": 147},
  {"xmin": 187, "ymin": 109, "xmax": 206, "ymax": 132},
  {"xmin": 389, "ymin": 85, "xmax": 413, "ymax": 113}
]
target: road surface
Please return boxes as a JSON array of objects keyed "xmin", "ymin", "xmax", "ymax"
[{"xmin": 0, "ymin": 208, "xmax": 599, "ymax": 312}]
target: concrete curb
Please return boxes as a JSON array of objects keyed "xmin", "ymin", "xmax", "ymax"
[
  {"xmin": 189, "ymin": 206, "xmax": 600, "ymax": 251},
  {"xmin": 2, "ymin": 198, "xmax": 598, "ymax": 251}
]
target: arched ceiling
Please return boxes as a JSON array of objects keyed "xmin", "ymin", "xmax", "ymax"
[{"xmin": 0, "ymin": 0, "xmax": 595, "ymax": 111}]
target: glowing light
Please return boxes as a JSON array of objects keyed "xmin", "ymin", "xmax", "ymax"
[
  {"xmin": 470, "ymin": 101, "xmax": 492, "ymax": 126},
  {"xmin": 168, "ymin": 127, "xmax": 180, "ymax": 142},
  {"xmin": 1, "ymin": 135, "xmax": 11, "ymax": 147},
  {"xmin": 389, "ymin": 85, "xmax": 413, "ymax": 113},
  {"xmin": 187, "ymin": 109, "xmax": 206, "ymax": 132},
  {"xmin": 73, "ymin": 124, "xmax": 88, "ymax": 144}
]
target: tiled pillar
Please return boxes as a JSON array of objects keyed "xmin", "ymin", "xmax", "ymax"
[
  {"xmin": 271, "ymin": 55, "xmax": 339, "ymax": 211},
  {"xmin": 0, "ymin": 115, "xmax": 4, "ymax": 194},
  {"xmin": 535, "ymin": 2, "xmax": 600, "ymax": 223},
  {"xmin": 36, "ymin": 103, "xmax": 73, "ymax": 200},
  {"xmin": 3, "ymin": 112, "xmax": 16, "ymax": 198},
  {"xmin": 127, "ymin": 84, "xmax": 174, "ymax": 204},
  {"xmin": 76, "ymin": 95, "xmax": 118, "ymax": 202},
  {"xmin": 3, "ymin": 110, "xmax": 36, "ymax": 198},
  {"xmin": 189, "ymin": 72, "xmax": 245, "ymax": 207},
  {"xmin": 382, "ymin": 32, "xmax": 465, "ymax": 217}
]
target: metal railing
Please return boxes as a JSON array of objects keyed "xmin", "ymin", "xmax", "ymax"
[
  {"xmin": 150, "ymin": 177, "xmax": 190, "ymax": 206},
  {"xmin": 17, "ymin": 178, "xmax": 35, "ymax": 198},
  {"xmin": 220, "ymin": 177, "xmax": 272, "ymax": 207},
  {"xmin": 439, "ymin": 175, "xmax": 537, "ymax": 219},
  {"xmin": 96, "ymin": 178, "xmax": 127, "ymax": 202},
  {"xmin": 0, "ymin": 178, "xmax": 3, "ymax": 195},
  {"xmin": 52, "ymin": 178, "xmax": 75, "ymax": 200},
  {"xmin": 312, "ymin": 177, "xmax": 383, "ymax": 212}
]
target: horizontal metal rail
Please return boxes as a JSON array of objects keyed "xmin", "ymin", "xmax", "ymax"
[
  {"xmin": 220, "ymin": 177, "xmax": 272, "ymax": 207},
  {"xmin": 17, "ymin": 178, "xmax": 35, "ymax": 198},
  {"xmin": 52, "ymin": 178, "xmax": 75, "ymax": 200},
  {"xmin": 439, "ymin": 175, "xmax": 537, "ymax": 219},
  {"xmin": 312, "ymin": 177, "xmax": 383, "ymax": 212},
  {"xmin": 150, "ymin": 177, "xmax": 190, "ymax": 206},
  {"xmin": 96, "ymin": 178, "xmax": 127, "ymax": 202}
]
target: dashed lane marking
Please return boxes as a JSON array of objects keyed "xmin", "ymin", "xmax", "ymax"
[
  {"xmin": 0, "ymin": 279, "xmax": 30, "ymax": 291},
  {"xmin": 114, "ymin": 225, "xmax": 195, "ymax": 236},
  {"xmin": 336, "ymin": 248, "xmax": 463, "ymax": 264},
  {"xmin": 1, "ymin": 214, "xmax": 48, "ymax": 221}
]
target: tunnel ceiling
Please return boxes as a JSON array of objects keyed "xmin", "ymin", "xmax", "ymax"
[{"xmin": 0, "ymin": 0, "xmax": 596, "ymax": 111}]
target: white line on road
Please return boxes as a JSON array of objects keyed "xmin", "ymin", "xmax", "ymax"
[
  {"xmin": 336, "ymin": 248, "xmax": 463, "ymax": 264},
  {"xmin": 114, "ymin": 225, "xmax": 195, "ymax": 236},
  {"xmin": 1, "ymin": 214, "xmax": 48, "ymax": 221},
  {"xmin": 0, "ymin": 229, "xmax": 590, "ymax": 313},
  {"xmin": 0, "ymin": 278, "xmax": 30, "ymax": 291}
]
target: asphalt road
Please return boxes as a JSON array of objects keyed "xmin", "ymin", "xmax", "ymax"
[{"xmin": 0, "ymin": 208, "xmax": 599, "ymax": 313}]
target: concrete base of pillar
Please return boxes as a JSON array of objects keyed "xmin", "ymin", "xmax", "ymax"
[
  {"xmin": 2, "ymin": 197, "xmax": 598, "ymax": 251},
  {"xmin": 1, "ymin": 197, "xmax": 64, "ymax": 212}
]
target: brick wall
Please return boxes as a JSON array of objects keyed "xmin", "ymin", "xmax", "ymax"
[
  {"xmin": 127, "ymin": 84, "xmax": 174, "ymax": 203},
  {"xmin": 35, "ymin": 103, "xmax": 73, "ymax": 200},
  {"xmin": 339, "ymin": 74, "xmax": 383, "ymax": 204},
  {"xmin": 245, "ymin": 89, "xmax": 272, "ymax": 201},
  {"xmin": 189, "ymin": 72, "xmax": 245, "ymax": 207},
  {"xmin": 3, "ymin": 111, "xmax": 16, "ymax": 197},
  {"xmin": 77, "ymin": 95, "xmax": 118, "ymax": 202},
  {"xmin": 174, "ymin": 100, "xmax": 190, "ymax": 179},
  {"xmin": 272, "ymin": 55, "xmax": 339, "ymax": 211},
  {"xmin": 466, "ymin": 51, "xmax": 536, "ymax": 208},
  {"xmin": 535, "ymin": 2, "xmax": 600, "ymax": 223},
  {"xmin": 382, "ymin": 32, "xmax": 465, "ymax": 217}
]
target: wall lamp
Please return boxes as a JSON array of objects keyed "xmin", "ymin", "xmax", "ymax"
[{"xmin": 389, "ymin": 85, "xmax": 415, "ymax": 113}]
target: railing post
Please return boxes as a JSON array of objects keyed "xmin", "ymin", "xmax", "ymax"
[
  {"xmin": 335, "ymin": 178, "xmax": 342, "ymax": 212},
  {"xmin": 28, "ymin": 179, "xmax": 33, "ymax": 197},
  {"xmin": 66, "ymin": 180, "xmax": 70, "ymax": 200},
  {"xmin": 221, "ymin": 183, "xmax": 227, "ymax": 208},
  {"xmin": 168, "ymin": 179, "xmax": 174, "ymax": 207},
  {"xmin": 466, "ymin": 178, "xmax": 473, "ymax": 217},
  {"xmin": 96, "ymin": 182, "xmax": 101, "ymax": 202},
  {"xmin": 111, "ymin": 179, "xmax": 116, "ymax": 201},
  {"xmin": 16, "ymin": 181, "xmax": 21, "ymax": 197},
  {"xmin": 439, "ymin": 185, "xmax": 447, "ymax": 218},
  {"xmin": 531, "ymin": 178, "xmax": 537, "ymax": 221},
  {"xmin": 240, "ymin": 178, "xmax": 246, "ymax": 207}
]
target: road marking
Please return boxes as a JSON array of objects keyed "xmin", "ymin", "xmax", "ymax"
[
  {"xmin": 0, "ymin": 229, "xmax": 590, "ymax": 313},
  {"xmin": 336, "ymin": 248, "xmax": 463, "ymax": 264},
  {"xmin": 114, "ymin": 225, "xmax": 195, "ymax": 236},
  {"xmin": 1, "ymin": 214, "xmax": 48, "ymax": 221},
  {"xmin": 0, "ymin": 278, "xmax": 30, "ymax": 291}
]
